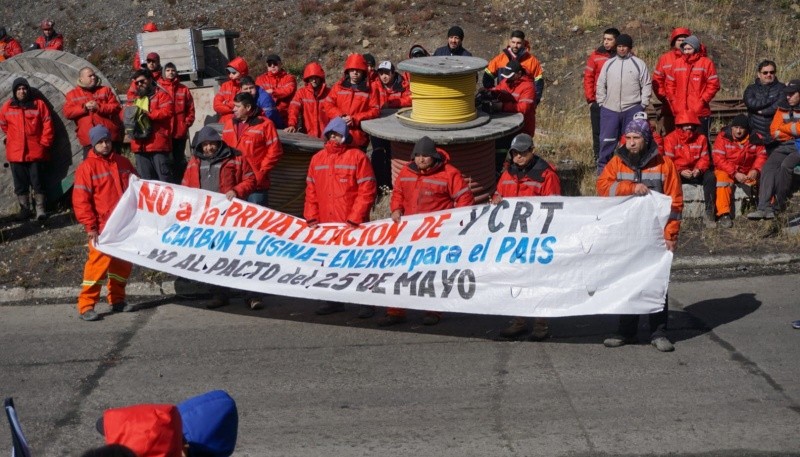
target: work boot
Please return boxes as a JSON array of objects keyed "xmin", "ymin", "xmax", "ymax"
[
  {"xmin": 651, "ymin": 336, "xmax": 675, "ymax": 352},
  {"xmin": 315, "ymin": 301, "xmax": 345, "ymax": 315},
  {"xmin": 717, "ymin": 214, "xmax": 733, "ymax": 228},
  {"xmin": 704, "ymin": 212, "xmax": 716, "ymax": 229},
  {"xmin": 603, "ymin": 334, "xmax": 636, "ymax": 348},
  {"xmin": 528, "ymin": 319, "xmax": 551, "ymax": 342},
  {"xmin": 111, "ymin": 301, "xmax": 136, "ymax": 312},
  {"xmin": 421, "ymin": 312, "xmax": 441, "ymax": 326},
  {"xmin": 33, "ymin": 193, "xmax": 47, "ymax": 221},
  {"xmin": 206, "ymin": 294, "xmax": 229, "ymax": 309},
  {"xmin": 80, "ymin": 309, "xmax": 100, "ymax": 321},
  {"xmin": 747, "ymin": 209, "xmax": 773, "ymax": 220},
  {"xmin": 16, "ymin": 194, "xmax": 31, "ymax": 221},
  {"xmin": 247, "ymin": 295, "xmax": 264, "ymax": 310},
  {"xmin": 377, "ymin": 314, "xmax": 406, "ymax": 327},
  {"xmin": 499, "ymin": 317, "xmax": 529, "ymax": 339}
]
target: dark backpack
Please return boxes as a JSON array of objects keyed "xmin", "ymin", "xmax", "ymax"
[{"xmin": 122, "ymin": 105, "xmax": 152, "ymax": 140}]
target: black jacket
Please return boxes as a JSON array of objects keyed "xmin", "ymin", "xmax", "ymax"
[{"xmin": 743, "ymin": 78, "xmax": 783, "ymax": 141}]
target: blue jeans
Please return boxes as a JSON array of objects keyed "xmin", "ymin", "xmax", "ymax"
[{"xmin": 247, "ymin": 190, "xmax": 269, "ymax": 207}]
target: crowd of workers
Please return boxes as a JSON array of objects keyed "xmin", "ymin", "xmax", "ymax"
[{"xmin": 1, "ymin": 20, "xmax": 799, "ymax": 352}]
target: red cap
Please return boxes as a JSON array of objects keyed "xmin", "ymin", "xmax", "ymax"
[
  {"xmin": 142, "ymin": 22, "xmax": 158, "ymax": 33},
  {"xmin": 146, "ymin": 52, "xmax": 160, "ymax": 62}
]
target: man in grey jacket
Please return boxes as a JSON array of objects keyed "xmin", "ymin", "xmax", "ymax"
[{"xmin": 595, "ymin": 34, "xmax": 652, "ymax": 172}]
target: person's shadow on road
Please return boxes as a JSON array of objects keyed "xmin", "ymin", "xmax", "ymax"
[{"xmin": 667, "ymin": 293, "xmax": 761, "ymax": 344}]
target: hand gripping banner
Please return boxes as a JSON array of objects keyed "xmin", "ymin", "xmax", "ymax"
[{"xmin": 98, "ymin": 178, "xmax": 674, "ymax": 317}]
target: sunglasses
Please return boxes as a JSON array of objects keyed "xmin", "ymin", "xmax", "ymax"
[{"xmin": 761, "ymin": 70, "xmax": 776, "ymax": 75}]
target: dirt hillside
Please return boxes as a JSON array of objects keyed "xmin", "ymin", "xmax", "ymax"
[{"xmin": 3, "ymin": 0, "xmax": 800, "ymax": 101}]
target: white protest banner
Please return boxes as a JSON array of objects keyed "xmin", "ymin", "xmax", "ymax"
[{"xmin": 97, "ymin": 178, "xmax": 674, "ymax": 317}]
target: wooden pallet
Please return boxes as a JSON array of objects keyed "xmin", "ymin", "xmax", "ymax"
[{"xmin": 137, "ymin": 29, "xmax": 204, "ymax": 78}]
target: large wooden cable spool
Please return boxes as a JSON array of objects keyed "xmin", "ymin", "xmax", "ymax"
[
  {"xmin": 0, "ymin": 51, "xmax": 116, "ymax": 215},
  {"xmin": 269, "ymin": 131, "xmax": 324, "ymax": 217}
]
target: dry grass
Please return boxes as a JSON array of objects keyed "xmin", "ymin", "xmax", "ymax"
[
  {"xmin": 535, "ymin": 103, "xmax": 596, "ymax": 195},
  {"xmin": 370, "ymin": 186, "xmax": 393, "ymax": 221},
  {"xmin": 571, "ymin": 0, "xmax": 601, "ymax": 30}
]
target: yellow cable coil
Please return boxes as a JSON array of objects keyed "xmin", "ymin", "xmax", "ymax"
[{"xmin": 409, "ymin": 73, "xmax": 477, "ymax": 124}]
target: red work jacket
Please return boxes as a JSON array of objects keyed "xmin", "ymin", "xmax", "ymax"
[
  {"xmin": 0, "ymin": 97, "xmax": 54, "ymax": 162},
  {"xmin": 304, "ymin": 140, "xmax": 377, "ymax": 224},
  {"xmin": 64, "ymin": 84, "xmax": 122, "ymax": 146},
  {"xmin": 72, "ymin": 149, "xmax": 137, "ymax": 233}
]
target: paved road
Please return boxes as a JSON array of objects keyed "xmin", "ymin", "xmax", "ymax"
[{"xmin": 1, "ymin": 274, "xmax": 799, "ymax": 456}]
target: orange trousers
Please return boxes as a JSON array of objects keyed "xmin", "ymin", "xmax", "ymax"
[
  {"xmin": 714, "ymin": 170, "xmax": 756, "ymax": 216},
  {"xmin": 77, "ymin": 242, "xmax": 132, "ymax": 314}
]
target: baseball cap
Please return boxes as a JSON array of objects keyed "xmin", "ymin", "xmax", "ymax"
[
  {"xmin": 377, "ymin": 61, "xmax": 393, "ymax": 72},
  {"xmin": 784, "ymin": 79, "xmax": 800, "ymax": 94},
  {"xmin": 509, "ymin": 133, "xmax": 533, "ymax": 153}
]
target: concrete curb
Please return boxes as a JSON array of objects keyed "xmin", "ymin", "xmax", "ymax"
[
  {"xmin": 672, "ymin": 253, "xmax": 800, "ymax": 269},
  {"xmin": 2, "ymin": 253, "xmax": 799, "ymax": 304}
]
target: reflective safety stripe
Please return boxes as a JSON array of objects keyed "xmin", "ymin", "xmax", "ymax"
[
  {"xmin": 717, "ymin": 182, "xmax": 731, "ymax": 187},
  {"xmin": 92, "ymin": 172, "xmax": 111, "ymax": 180},
  {"xmin": 306, "ymin": 177, "xmax": 314, "ymax": 182},
  {"xmin": 609, "ymin": 182, "xmax": 619, "ymax": 196},
  {"xmin": 108, "ymin": 273, "xmax": 127, "ymax": 283},
  {"xmin": 617, "ymin": 172, "xmax": 635, "ymax": 180},
  {"xmin": 453, "ymin": 187, "xmax": 470, "ymax": 198},
  {"xmin": 334, "ymin": 164, "xmax": 356, "ymax": 170},
  {"xmin": 500, "ymin": 180, "xmax": 516, "ymax": 186},
  {"xmin": 357, "ymin": 176, "xmax": 375, "ymax": 184},
  {"xmin": 74, "ymin": 185, "xmax": 92, "ymax": 193},
  {"xmin": 522, "ymin": 181, "xmax": 543, "ymax": 188},
  {"xmin": 641, "ymin": 179, "xmax": 663, "ymax": 193},
  {"xmin": 399, "ymin": 177, "xmax": 416, "ymax": 182},
  {"xmin": 314, "ymin": 165, "xmax": 330, "ymax": 170},
  {"xmin": 81, "ymin": 280, "xmax": 101, "ymax": 287},
  {"xmin": 641, "ymin": 172, "xmax": 665, "ymax": 181},
  {"xmin": 422, "ymin": 178, "xmax": 447, "ymax": 186}
]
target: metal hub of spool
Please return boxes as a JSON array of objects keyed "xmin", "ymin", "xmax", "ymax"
[{"xmin": 362, "ymin": 55, "xmax": 523, "ymax": 204}]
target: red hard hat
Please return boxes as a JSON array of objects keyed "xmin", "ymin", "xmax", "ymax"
[
  {"xmin": 343, "ymin": 53, "xmax": 368, "ymax": 73},
  {"xmin": 40, "ymin": 19, "xmax": 54, "ymax": 30},
  {"xmin": 142, "ymin": 22, "xmax": 158, "ymax": 33},
  {"xmin": 303, "ymin": 61, "xmax": 326, "ymax": 81}
]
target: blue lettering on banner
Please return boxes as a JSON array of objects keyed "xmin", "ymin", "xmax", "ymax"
[
  {"xmin": 329, "ymin": 246, "xmax": 413, "ymax": 269},
  {"xmin": 161, "ymin": 223, "xmax": 236, "ymax": 251},
  {"xmin": 495, "ymin": 235, "xmax": 557, "ymax": 264}
]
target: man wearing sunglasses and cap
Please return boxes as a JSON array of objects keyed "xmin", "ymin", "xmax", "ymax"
[
  {"xmin": 481, "ymin": 60, "xmax": 537, "ymax": 136},
  {"xmin": 492, "ymin": 133, "xmax": 561, "ymax": 341}
]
